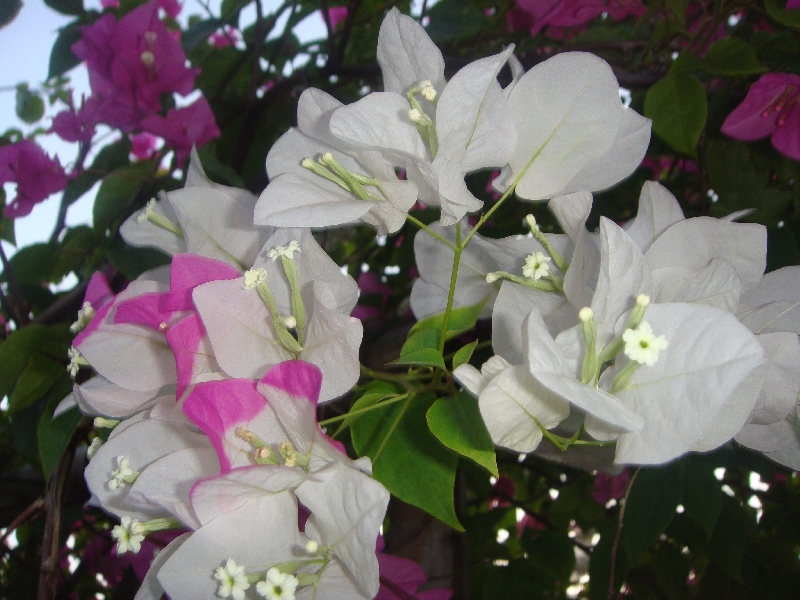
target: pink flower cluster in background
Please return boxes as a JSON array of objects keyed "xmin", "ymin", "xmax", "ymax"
[
  {"xmin": 0, "ymin": 140, "xmax": 70, "ymax": 218},
  {"xmin": 509, "ymin": 0, "xmax": 645, "ymax": 38},
  {"xmin": 722, "ymin": 72, "xmax": 800, "ymax": 161},
  {"xmin": 52, "ymin": 0, "xmax": 218, "ymax": 166}
]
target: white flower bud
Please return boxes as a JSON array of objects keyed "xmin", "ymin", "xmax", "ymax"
[
  {"xmin": 485, "ymin": 272, "xmax": 500, "ymax": 283},
  {"xmin": 408, "ymin": 108, "xmax": 423, "ymax": 123},
  {"xmin": 140, "ymin": 50, "xmax": 155, "ymax": 66},
  {"xmin": 636, "ymin": 294, "xmax": 650, "ymax": 308},
  {"xmin": 283, "ymin": 315, "xmax": 297, "ymax": 329},
  {"xmin": 579, "ymin": 307, "xmax": 594, "ymax": 322},
  {"xmin": 87, "ymin": 437, "xmax": 103, "ymax": 460},
  {"xmin": 305, "ymin": 539, "xmax": 319, "ymax": 554}
]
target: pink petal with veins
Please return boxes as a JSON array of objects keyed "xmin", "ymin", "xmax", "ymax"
[
  {"xmin": 114, "ymin": 292, "xmax": 173, "ymax": 329},
  {"xmin": 183, "ymin": 379, "xmax": 267, "ymax": 472},
  {"xmin": 166, "ymin": 254, "xmax": 240, "ymax": 312},
  {"xmin": 167, "ymin": 313, "xmax": 220, "ymax": 399},
  {"xmin": 721, "ymin": 73, "xmax": 800, "ymax": 141},
  {"xmin": 259, "ymin": 360, "xmax": 322, "ymax": 406}
]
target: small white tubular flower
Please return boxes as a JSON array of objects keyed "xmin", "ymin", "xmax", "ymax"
[
  {"xmin": 408, "ymin": 108, "xmax": 423, "ymax": 123},
  {"xmin": 256, "ymin": 567, "xmax": 299, "ymax": 600},
  {"xmin": 67, "ymin": 347, "xmax": 85, "ymax": 378},
  {"xmin": 70, "ymin": 301, "xmax": 95, "ymax": 333},
  {"xmin": 111, "ymin": 516, "xmax": 145, "ymax": 555},
  {"xmin": 623, "ymin": 321, "xmax": 668, "ymax": 366},
  {"xmin": 214, "ymin": 559, "xmax": 250, "ymax": 600},
  {"xmin": 419, "ymin": 80, "xmax": 437, "ymax": 101},
  {"xmin": 268, "ymin": 240, "xmax": 301, "ymax": 261},
  {"xmin": 485, "ymin": 272, "xmax": 500, "ymax": 284},
  {"xmin": 522, "ymin": 252, "xmax": 551, "ymax": 280},
  {"xmin": 87, "ymin": 437, "xmax": 103, "ymax": 460},
  {"xmin": 283, "ymin": 315, "xmax": 297, "ymax": 329},
  {"xmin": 579, "ymin": 307, "xmax": 594, "ymax": 322},
  {"xmin": 242, "ymin": 267, "xmax": 268, "ymax": 290},
  {"xmin": 136, "ymin": 198, "xmax": 157, "ymax": 223},
  {"xmin": 304, "ymin": 540, "xmax": 319, "ymax": 554},
  {"xmin": 108, "ymin": 456, "xmax": 138, "ymax": 491}
]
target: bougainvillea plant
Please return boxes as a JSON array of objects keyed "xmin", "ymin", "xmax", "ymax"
[{"xmin": 2, "ymin": 1, "xmax": 800, "ymax": 600}]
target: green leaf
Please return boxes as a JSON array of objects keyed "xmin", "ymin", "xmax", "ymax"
[
  {"xmin": 452, "ymin": 339, "xmax": 478, "ymax": 370},
  {"xmin": 644, "ymin": 73, "xmax": 707, "ymax": 157},
  {"xmin": 93, "ymin": 162, "xmax": 153, "ymax": 232},
  {"xmin": 333, "ymin": 390, "xmax": 397, "ymax": 437},
  {"xmin": 7, "ymin": 243, "xmax": 58, "ymax": 284},
  {"xmin": 44, "ymin": 0, "xmax": 84, "ymax": 16},
  {"xmin": 681, "ymin": 460, "xmax": 723, "ymax": 540},
  {"xmin": 0, "ymin": 324, "xmax": 71, "ymax": 400},
  {"xmin": 426, "ymin": 392, "xmax": 497, "ymax": 476},
  {"xmin": 0, "ymin": 0, "xmax": 22, "ymax": 29},
  {"xmin": 700, "ymin": 38, "xmax": 767, "ymax": 76},
  {"xmin": 351, "ymin": 393, "xmax": 462, "ymax": 531},
  {"xmin": 15, "ymin": 85, "xmax": 45, "ymax": 124},
  {"xmin": 409, "ymin": 296, "xmax": 487, "ymax": 342},
  {"xmin": 38, "ymin": 391, "xmax": 82, "ymax": 482},
  {"xmin": 48, "ymin": 21, "xmax": 83, "ymax": 79},
  {"xmin": 708, "ymin": 495, "xmax": 754, "ymax": 581},
  {"xmin": 520, "ymin": 530, "xmax": 576, "ymax": 585},
  {"xmin": 8, "ymin": 354, "xmax": 66, "ymax": 415},
  {"xmin": 390, "ymin": 328, "xmax": 445, "ymax": 368},
  {"xmin": 425, "ymin": 0, "xmax": 486, "ymax": 42},
  {"xmin": 106, "ymin": 244, "xmax": 171, "ymax": 280},
  {"xmin": 182, "ymin": 17, "xmax": 223, "ymax": 54},
  {"xmin": 765, "ymin": 0, "xmax": 800, "ymax": 30},
  {"xmin": 621, "ymin": 465, "xmax": 683, "ymax": 562}
]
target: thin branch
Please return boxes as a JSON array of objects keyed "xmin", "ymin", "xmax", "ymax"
[
  {"xmin": 37, "ymin": 419, "xmax": 89, "ymax": 600},
  {"xmin": 1, "ymin": 497, "xmax": 45, "ymax": 547},
  {"xmin": 50, "ymin": 140, "xmax": 92, "ymax": 244},
  {"xmin": 607, "ymin": 467, "xmax": 640, "ymax": 600},
  {"xmin": 333, "ymin": 0, "xmax": 364, "ymax": 65},
  {"xmin": 248, "ymin": 0, "xmax": 266, "ymax": 100},
  {"xmin": 318, "ymin": 0, "xmax": 335, "ymax": 59}
]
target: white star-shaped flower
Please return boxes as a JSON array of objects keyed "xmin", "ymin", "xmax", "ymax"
[
  {"xmin": 267, "ymin": 241, "xmax": 301, "ymax": 261},
  {"xmin": 111, "ymin": 516, "xmax": 145, "ymax": 555},
  {"xmin": 214, "ymin": 558, "xmax": 250, "ymax": 600},
  {"xmin": 623, "ymin": 321, "xmax": 668, "ymax": 366},
  {"xmin": 256, "ymin": 567, "xmax": 299, "ymax": 600},
  {"xmin": 242, "ymin": 267, "xmax": 268, "ymax": 290},
  {"xmin": 522, "ymin": 252, "xmax": 551, "ymax": 280},
  {"xmin": 108, "ymin": 456, "xmax": 137, "ymax": 490}
]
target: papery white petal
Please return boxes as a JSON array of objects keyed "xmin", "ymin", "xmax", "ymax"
[
  {"xmin": 256, "ymin": 173, "xmax": 374, "ymax": 230},
  {"xmin": 169, "ymin": 187, "xmax": 267, "ymax": 270},
  {"xmin": 651, "ymin": 257, "xmax": 741, "ymax": 313},
  {"xmin": 453, "ymin": 364, "xmax": 489, "ymax": 397},
  {"xmin": 159, "ymin": 493, "xmax": 305, "ymax": 600},
  {"xmin": 377, "ymin": 8, "xmax": 445, "ymax": 96},
  {"xmin": 300, "ymin": 300, "xmax": 362, "ymax": 402},
  {"xmin": 478, "ymin": 365, "xmax": 569, "ymax": 452},
  {"xmin": 330, "ymin": 92, "xmax": 428, "ymax": 160},
  {"xmin": 75, "ymin": 376, "xmax": 167, "ymax": 418},
  {"xmin": 736, "ymin": 417, "xmax": 800, "ymax": 469},
  {"xmin": 126, "ymin": 447, "xmax": 219, "ymax": 529},
  {"xmin": 624, "ymin": 181, "xmax": 685, "ymax": 254},
  {"xmin": 134, "ymin": 533, "xmax": 190, "ymax": 600},
  {"xmin": 85, "ymin": 417, "xmax": 211, "ymax": 522},
  {"xmin": 560, "ymin": 108, "xmax": 651, "ymax": 196},
  {"xmin": 193, "ymin": 278, "xmax": 291, "ymax": 379},
  {"xmin": 590, "ymin": 217, "xmax": 653, "ymax": 349},
  {"xmin": 548, "ymin": 191, "xmax": 592, "ymax": 244},
  {"xmin": 492, "ymin": 281, "xmax": 577, "ymax": 364},
  {"xmin": 645, "ymin": 217, "xmax": 767, "ymax": 290},
  {"xmin": 296, "ymin": 463, "xmax": 388, "ymax": 598},
  {"xmin": 191, "ymin": 466, "xmax": 308, "ymax": 526},
  {"xmin": 505, "ymin": 52, "xmax": 623, "ymax": 200},
  {"xmin": 612, "ymin": 303, "xmax": 764, "ymax": 464},
  {"xmin": 120, "ymin": 192, "xmax": 186, "ymax": 256},
  {"xmin": 748, "ymin": 332, "xmax": 800, "ymax": 425}
]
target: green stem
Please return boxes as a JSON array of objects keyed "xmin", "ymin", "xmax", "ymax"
[
  {"xmin": 437, "ymin": 222, "xmax": 462, "ymax": 354},
  {"xmin": 406, "ymin": 215, "xmax": 456, "ymax": 250},
  {"xmin": 359, "ymin": 365, "xmax": 429, "ymax": 384},
  {"xmin": 319, "ymin": 393, "xmax": 410, "ymax": 427}
]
